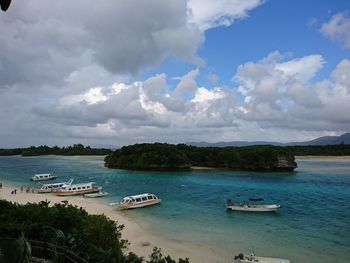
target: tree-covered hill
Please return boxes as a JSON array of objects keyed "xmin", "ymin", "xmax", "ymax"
[
  {"xmin": 104, "ymin": 143, "xmax": 297, "ymax": 172},
  {"xmin": 0, "ymin": 144, "xmax": 112, "ymax": 156}
]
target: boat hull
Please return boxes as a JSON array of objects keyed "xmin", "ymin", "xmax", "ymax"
[
  {"xmin": 234, "ymin": 255, "xmax": 290, "ymax": 263},
  {"xmin": 114, "ymin": 199, "xmax": 161, "ymax": 210},
  {"xmin": 227, "ymin": 204, "xmax": 280, "ymax": 212},
  {"xmin": 54, "ymin": 187, "xmax": 101, "ymax": 196},
  {"xmin": 84, "ymin": 192, "xmax": 108, "ymax": 198},
  {"xmin": 31, "ymin": 176, "xmax": 57, "ymax": 181}
]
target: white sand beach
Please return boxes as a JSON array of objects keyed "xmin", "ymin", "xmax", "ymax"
[
  {"xmin": 295, "ymin": 156, "xmax": 350, "ymax": 160},
  {"xmin": 0, "ymin": 182, "xmax": 226, "ymax": 263}
]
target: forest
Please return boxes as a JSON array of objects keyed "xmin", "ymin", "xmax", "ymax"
[
  {"xmin": 104, "ymin": 143, "xmax": 297, "ymax": 172},
  {"xmin": 0, "ymin": 144, "xmax": 111, "ymax": 156},
  {"xmin": 0, "ymin": 200, "xmax": 189, "ymax": 263}
]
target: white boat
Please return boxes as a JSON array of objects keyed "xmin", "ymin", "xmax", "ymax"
[
  {"xmin": 31, "ymin": 173, "xmax": 57, "ymax": 181},
  {"xmin": 226, "ymin": 198, "xmax": 281, "ymax": 212},
  {"xmin": 54, "ymin": 182, "xmax": 102, "ymax": 196},
  {"xmin": 110, "ymin": 193, "xmax": 161, "ymax": 210},
  {"xmin": 234, "ymin": 253, "xmax": 291, "ymax": 263},
  {"xmin": 36, "ymin": 179, "xmax": 73, "ymax": 193},
  {"xmin": 84, "ymin": 191, "xmax": 108, "ymax": 198}
]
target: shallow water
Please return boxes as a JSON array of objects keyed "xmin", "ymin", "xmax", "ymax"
[{"xmin": 0, "ymin": 156, "xmax": 349, "ymax": 262}]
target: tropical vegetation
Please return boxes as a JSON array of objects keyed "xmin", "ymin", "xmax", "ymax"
[
  {"xmin": 104, "ymin": 143, "xmax": 297, "ymax": 172},
  {"xmin": 0, "ymin": 200, "xmax": 189, "ymax": 263},
  {"xmin": 0, "ymin": 144, "xmax": 111, "ymax": 156}
]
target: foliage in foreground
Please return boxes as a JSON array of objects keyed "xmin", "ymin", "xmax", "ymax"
[{"xmin": 0, "ymin": 200, "xmax": 189, "ymax": 263}]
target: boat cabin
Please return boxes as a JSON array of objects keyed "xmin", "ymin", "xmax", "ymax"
[
  {"xmin": 39, "ymin": 179, "xmax": 73, "ymax": 191},
  {"xmin": 121, "ymin": 193, "xmax": 158, "ymax": 204},
  {"xmin": 31, "ymin": 173, "xmax": 57, "ymax": 181},
  {"xmin": 61, "ymin": 182, "xmax": 94, "ymax": 192}
]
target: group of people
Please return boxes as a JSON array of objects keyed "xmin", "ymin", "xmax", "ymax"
[{"xmin": 10, "ymin": 186, "xmax": 35, "ymax": 194}]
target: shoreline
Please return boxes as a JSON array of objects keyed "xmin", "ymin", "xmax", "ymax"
[
  {"xmin": 0, "ymin": 181, "xmax": 225, "ymax": 263},
  {"xmin": 295, "ymin": 155, "xmax": 350, "ymax": 160}
]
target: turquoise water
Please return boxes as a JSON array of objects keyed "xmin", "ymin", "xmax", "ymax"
[{"xmin": 0, "ymin": 156, "xmax": 349, "ymax": 262}]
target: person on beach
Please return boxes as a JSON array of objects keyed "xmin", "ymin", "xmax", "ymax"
[
  {"xmin": 14, "ymin": 189, "xmax": 17, "ymax": 194},
  {"xmin": 21, "ymin": 186, "xmax": 23, "ymax": 193},
  {"xmin": 32, "ymin": 188, "xmax": 34, "ymax": 194},
  {"xmin": 11, "ymin": 190, "xmax": 13, "ymax": 194},
  {"xmin": 0, "ymin": 182, "xmax": 2, "ymax": 189}
]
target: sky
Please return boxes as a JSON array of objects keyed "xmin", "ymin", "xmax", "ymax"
[{"xmin": 0, "ymin": 0, "xmax": 350, "ymax": 147}]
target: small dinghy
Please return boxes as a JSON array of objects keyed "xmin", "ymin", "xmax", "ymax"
[
  {"xmin": 226, "ymin": 198, "xmax": 281, "ymax": 212},
  {"xmin": 234, "ymin": 253, "xmax": 291, "ymax": 263},
  {"xmin": 84, "ymin": 191, "xmax": 108, "ymax": 198}
]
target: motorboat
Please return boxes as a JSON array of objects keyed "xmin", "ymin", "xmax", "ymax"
[
  {"xmin": 36, "ymin": 179, "xmax": 73, "ymax": 193},
  {"xmin": 31, "ymin": 173, "xmax": 57, "ymax": 181},
  {"xmin": 84, "ymin": 191, "xmax": 108, "ymax": 198},
  {"xmin": 110, "ymin": 193, "xmax": 161, "ymax": 210},
  {"xmin": 226, "ymin": 198, "xmax": 281, "ymax": 212},
  {"xmin": 54, "ymin": 182, "xmax": 102, "ymax": 196},
  {"xmin": 234, "ymin": 253, "xmax": 291, "ymax": 263}
]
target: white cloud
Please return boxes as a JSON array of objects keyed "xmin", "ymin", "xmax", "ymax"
[
  {"xmin": 275, "ymin": 55, "xmax": 325, "ymax": 82},
  {"xmin": 321, "ymin": 12, "xmax": 350, "ymax": 48},
  {"xmin": 1, "ymin": 52, "xmax": 350, "ymax": 146},
  {"xmin": 235, "ymin": 52, "xmax": 350, "ymax": 132}
]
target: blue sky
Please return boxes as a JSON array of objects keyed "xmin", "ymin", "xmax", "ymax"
[
  {"xmin": 0, "ymin": 0, "xmax": 350, "ymax": 147},
  {"xmin": 143, "ymin": 0, "xmax": 350, "ymax": 87}
]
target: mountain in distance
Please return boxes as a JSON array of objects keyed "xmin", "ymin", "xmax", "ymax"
[{"xmin": 187, "ymin": 133, "xmax": 350, "ymax": 147}]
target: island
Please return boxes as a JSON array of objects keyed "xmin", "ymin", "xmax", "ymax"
[
  {"xmin": 0, "ymin": 144, "xmax": 112, "ymax": 156},
  {"xmin": 104, "ymin": 143, "xmax": 297, "ymax": 172}
]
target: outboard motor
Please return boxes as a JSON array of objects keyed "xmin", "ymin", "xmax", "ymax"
[{"xmin": 226, "ymin": 199, "xmax": 233, "ymax": 207}]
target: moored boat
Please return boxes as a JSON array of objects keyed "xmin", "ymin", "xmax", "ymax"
[
  {"xmin": 36, "ymin": 179, "xmax": 73, "ymax": 193},
  {"xmin": 54, "ymin": 182, "xmax": 102, "ymax": 196},
  {"xmin": 84, "ymin": 191, "xmax": 108, "ymax": 198},
  {"xmin": 110, "ymin": 193, "xmax": 161, "ymax": 210},
  {"xmin": 226, "ymin": 198, "xmax": 281, "ymax": 212},
  {"xmin": 31, "ymin": 173, "xmax": 57, "ymax": 181},
  {"xmin": 234, "ymin": 253, "xmax": 291, "ymax": 263}
]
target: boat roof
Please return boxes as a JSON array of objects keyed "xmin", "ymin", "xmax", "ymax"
[
  {"xmin": 34, "ymin": 173, "xmax": 52, "ymax": 176},
  {"xmin": 40, "ymin": 179, "xmax": 73, "ymax": 186},
  {"xmin": 123, "ymin": 193, "xmax": 155, "ymax": 199},
  {"xmin": 64, "ymin": 182, "xmax": 95, "ymax": 187}
]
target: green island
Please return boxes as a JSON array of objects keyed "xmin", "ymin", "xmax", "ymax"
[
  {"xmin": 0, "ymin": 144, "xmax": 111, "ymax": 156},
  {"xmin": 104, "ymin": 143, "xmax": 297, "ymax": 172},
  {"xmin": 0, "ymin": 199, "xmax": 189, "ymax": 263}
]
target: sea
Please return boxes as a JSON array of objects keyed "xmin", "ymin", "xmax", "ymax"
[{"xmin": 0, "ymin": 155, "xmax": 349, "ymax": 263}]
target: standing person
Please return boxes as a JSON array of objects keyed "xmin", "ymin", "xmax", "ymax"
[
  {"xmin": 21, "ymin": 186, "xmax": 23, "ymax": 193},
  {"xmin": 0, "ymin": 182, "xmax": 2, "ymax": 189},
  {"xmin": 32, "ymin": 188, "xmax": 34, "ymax": 194},
  {"xmin": 14, "ymin": 189, "xmax": 17, "ymax": 194}
]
